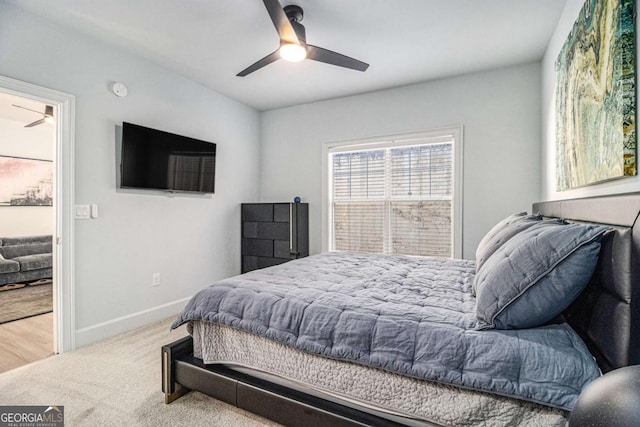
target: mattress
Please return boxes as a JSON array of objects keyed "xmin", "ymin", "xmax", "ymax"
[{"xmin": 190, "ymin": 320, "xmax": 568, "ymax": 427}]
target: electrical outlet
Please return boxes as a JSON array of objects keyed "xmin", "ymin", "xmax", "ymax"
[{"xmin": 152, "ymin": 273, "xmax": 161, "ymax": 287}]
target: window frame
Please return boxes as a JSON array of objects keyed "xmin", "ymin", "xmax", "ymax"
[{"xmin": 321, "ymin": 126, "xmax": 463, "ymax": 258}]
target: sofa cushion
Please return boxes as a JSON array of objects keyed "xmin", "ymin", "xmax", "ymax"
[
  {"xmin": 0, "ymin": 259, "xmax": 20, "ymax": 274},
  {"xmin": 0, "ymin": 268, "xmax": 52, "ymax": 286},
  {"xmin": 1, "ymin": 235, "xmax": 52, "ymax": 246},
  {"xmin": 14, "ymin": 254, "xmax": 53, "ymax": 272},
  {"xmin": 0, "ymin": 242, "xmax": 52, "ymax": 259}
]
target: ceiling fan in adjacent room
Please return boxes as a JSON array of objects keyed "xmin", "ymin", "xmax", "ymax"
[
  {"xmin": 237, "ymin": 0, "xmax": 369, "ymax": 77},
  {"xmin": 11, "ymin": 104, "xmax": 54, "ymax": 128}
]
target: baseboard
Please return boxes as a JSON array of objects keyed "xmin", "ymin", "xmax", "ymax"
[{"xmin": 74, "ymin": 297, "xmax": 191, "ymax": 348}]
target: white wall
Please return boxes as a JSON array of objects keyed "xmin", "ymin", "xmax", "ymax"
[
  {"xmin": 0, "ymin": 3, "xmax": 261, "ymax": 345},
  {"xmin": 0, "ymin": 117, "xmax": 54, "ymax": 237},
  {"xmin": 541, "ymin": 0, "xmax": 640, "ymax": 200},
  {"xmin": 260, "ymin": 63, "xmax": 542, "ymax": 259}
]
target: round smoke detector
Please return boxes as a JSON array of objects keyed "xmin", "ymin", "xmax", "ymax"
[{"xmin": 110, "ymin": 82, "xmax": 128, "ymax": 97}]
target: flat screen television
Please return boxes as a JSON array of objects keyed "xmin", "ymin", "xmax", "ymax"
[{"xmin": 120, "ymin": 122, "xmax": 216, "ymax": 193}]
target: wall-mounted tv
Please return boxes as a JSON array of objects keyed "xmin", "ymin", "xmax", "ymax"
[{"xmin": 120, "ymin": 122, "xmax": 216, "ymax": 194}]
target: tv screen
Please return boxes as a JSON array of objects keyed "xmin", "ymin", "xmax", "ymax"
[{"xmin": 120, "ymin": 122, "xmax": 216, "ymax": 193}]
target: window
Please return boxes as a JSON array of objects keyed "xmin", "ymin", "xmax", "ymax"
[{"xmin": 324, "ymin": 128, "xmax": 462, "ymax": 258}]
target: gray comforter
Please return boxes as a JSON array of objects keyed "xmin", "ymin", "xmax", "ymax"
[{"xmin": 172, "ymin": 252, "xmax": 601, "ymax": 411}]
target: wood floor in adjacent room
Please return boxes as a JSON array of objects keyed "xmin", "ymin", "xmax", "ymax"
[{"xmin": 0, "ymin": 313, "xmax": 54, "ymax": 373}]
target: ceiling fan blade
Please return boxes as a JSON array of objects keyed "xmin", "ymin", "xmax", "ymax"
[
  {"xmin": 12, "ymin": 104, "xmax": 43, "ymax": 114},
  {"xmin": 307, "ymin": 45, "xmax": 369, "ymax": 72},
  {"xmin": 25, "ymin": 118, "xmax": 45, "ymax": 128},
  {"xmin": 237, "ymin": 50, "xmax": 281, "ymax": 77},
  {"xmin": 263, "ymin": 0, "xmax": 299, "ymax": 44}
]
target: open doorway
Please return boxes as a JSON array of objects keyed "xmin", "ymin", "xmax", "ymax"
[
  {"xmin": 0, "ymin": 93, "xmax": 55, "ymax": 371},
  {"xmin": 0, "ymin": 76, "xmax": 75, "ymax": 368}
]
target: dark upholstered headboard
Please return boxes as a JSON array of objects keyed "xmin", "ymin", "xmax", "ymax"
[{"xmin": 533, "ymin": 192, "xmax": 640, "ymax": 373}]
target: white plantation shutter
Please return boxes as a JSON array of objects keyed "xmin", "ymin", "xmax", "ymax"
[
  {"xmin": 328, "ymin": 133, "xmax": 459, "ymax": 258},
  {"xmin": 333, "ymin": 201, "xmax": 385, "ymax": 253},
  {"xmin": 389, "ymin": 144, "xmax": 453, "ymax": 257},
  {"xmin": 331, "ymin": 150, "xmax": 386, "ymax": 253}
]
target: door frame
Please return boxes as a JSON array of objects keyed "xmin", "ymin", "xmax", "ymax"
[{"xmin": 0, "ymin": 75, "xmax": 76, "ymax": 353}]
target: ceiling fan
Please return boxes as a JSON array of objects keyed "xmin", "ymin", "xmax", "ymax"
[
  {"xmin": 12, "ymin": 104, "xmax": 54, "ymax": 128},
  {"xmin": 237, "ymin": 0, "xmax": 369, "ymax": 77}
]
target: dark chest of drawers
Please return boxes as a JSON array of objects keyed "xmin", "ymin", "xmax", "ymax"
[{"xmin": 241, "ymin": 203, "xmax": 309, "ymax": 273}]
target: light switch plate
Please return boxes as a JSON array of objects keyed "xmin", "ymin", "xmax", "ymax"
[{"xmin": 75, "ymin": 204, "xmax": 90, "ymax": 219}]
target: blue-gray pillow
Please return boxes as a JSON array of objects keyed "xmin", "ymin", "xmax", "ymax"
[
  {"xmin": 475, "ymin": 212, "xmax": 542, "ymax": 274},
  {"xmin": 475, "ymin": 221, "xmax": 610, "ymax": 330}
]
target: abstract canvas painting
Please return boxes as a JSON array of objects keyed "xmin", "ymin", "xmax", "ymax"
[
  {"xmin": 555, "ymin": 0, "xmax": 636, "ymax": 191},
  {"xmin": 0, "ymin": 156, "xmax": 53, "ymax": 206}
]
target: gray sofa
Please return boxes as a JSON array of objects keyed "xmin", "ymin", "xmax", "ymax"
[{"xmin": 0, "ymin": 235, "xmax": 53, "ymax": 286}]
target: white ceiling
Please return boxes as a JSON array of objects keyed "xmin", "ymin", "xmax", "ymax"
[{"xmin": 9, "ymin": 0, "xmax": 567, "ymax": 111}]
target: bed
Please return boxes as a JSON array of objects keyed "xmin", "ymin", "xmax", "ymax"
[{"xmin": 162, "ymin": 192, "xmax": 640, "ymax": 426}]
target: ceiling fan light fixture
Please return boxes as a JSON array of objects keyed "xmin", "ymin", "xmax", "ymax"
[
  {"xmin": 236, "ymin": 1, "xmax": 368, "ymax": 77},
  {"xmin": 279, "ymin": 43, "xmax": 307, "ymax": 62},
  {"xmin": 44, "ymin": 105, "xmax": 54, "ymax": 124}
]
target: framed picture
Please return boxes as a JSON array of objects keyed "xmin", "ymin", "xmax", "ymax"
[
  {"xmin": 0, "ymin": 156, "xmax": 53, "ymax": 206},
  {"xmin": 555, "ymin": 0, "xmax": 636, "ymax": 191}
]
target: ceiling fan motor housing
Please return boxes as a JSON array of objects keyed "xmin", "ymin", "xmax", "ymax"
[
  {"xmin": 284, "ymin": 5, "xmax": 303, "ymax": 22},
  {"xmin": 285, "ymin": 6, "xmax": 306, "ymax": 43}
]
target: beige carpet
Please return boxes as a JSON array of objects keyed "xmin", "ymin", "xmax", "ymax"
[{"xmin": 0, "ymin": 317, "xmax": 281, "ymax": 426}]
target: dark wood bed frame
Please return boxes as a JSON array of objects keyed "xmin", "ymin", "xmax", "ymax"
[{"xmin": 162, "ymin": 192, "xmax": 640, "ymax": 426}]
